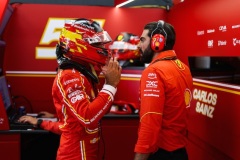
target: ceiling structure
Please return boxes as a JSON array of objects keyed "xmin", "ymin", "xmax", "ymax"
[
  {"xmin": 115, "ymin": 0, "xmax": 173, "ymax": 8},
  {"xmin": 9, "ymin": 0, "xmax": 183, "ymax": 9}
]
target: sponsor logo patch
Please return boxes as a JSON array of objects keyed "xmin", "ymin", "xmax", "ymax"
[{"xmin": 146, "ymin": 81, "xmax": 158, "ymax": 88}]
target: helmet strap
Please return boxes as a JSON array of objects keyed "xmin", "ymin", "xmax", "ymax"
[
  {"xmin": 89, "ymin": 64, "xmax": 98, "ymax": 81},
  {"xmin": 59, "ymin": 59, "xmax": 99, "ymax": 84}
]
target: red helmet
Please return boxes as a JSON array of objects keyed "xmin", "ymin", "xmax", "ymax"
[
  {"xmin": 58, "ymin": 18, "xmax": 112, "ymax": 66},
  {"xmin": 109, "ymin": 32, "xmax": 140, "ymax": 60}
]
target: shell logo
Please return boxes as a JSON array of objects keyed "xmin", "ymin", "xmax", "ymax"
[{"xmin": 184, "ymin": 88, "xmax": 192, "ymax": 108}]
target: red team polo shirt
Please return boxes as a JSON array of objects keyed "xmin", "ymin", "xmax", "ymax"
[{"xmin": 134, "ymin": 50, "xmax": 193, "ymax": 153}]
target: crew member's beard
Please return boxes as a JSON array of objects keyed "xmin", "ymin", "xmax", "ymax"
[{"xmin": 140, "ymin": 45, "xmax": 154, "ymax": 64}]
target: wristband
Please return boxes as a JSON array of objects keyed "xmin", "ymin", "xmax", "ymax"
[{"xmin": 37, "ymin": 119, "xmax": 43, "ymax": 128}]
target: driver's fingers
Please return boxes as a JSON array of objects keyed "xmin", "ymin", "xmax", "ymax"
[{"xmin": 109, "ymin": 57, "xmax": 119, "ymax": 69}]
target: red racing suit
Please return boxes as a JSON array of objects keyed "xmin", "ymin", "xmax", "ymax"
[
  {"xmin": 134, "ymin": 50, "xmax": 193, "ymax": 154},
  {"xmin": 40, "ymin": 68, "xmax": 116, "ymax": 160}
]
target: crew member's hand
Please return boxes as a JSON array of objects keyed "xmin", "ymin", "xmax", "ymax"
[
  {"xmin": 102, "ymin": 57, "xmax": 122, "ymax": 88},
  {"xmin": 38, "ymin": 111, "xmax": 55, "ymax": 118},
  {"xmin": 18, "ymin": 116, "xmax": 38, "ymax": 126}
]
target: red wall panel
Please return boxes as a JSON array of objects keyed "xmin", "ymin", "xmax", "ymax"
[{"xmin": 168, "ymin": 0, "xmax": 240, "ymax": 64}]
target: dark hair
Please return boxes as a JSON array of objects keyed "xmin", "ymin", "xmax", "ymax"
[{"xmin": 144, "ymin": 20, "xmax": 176, "ymax": 50}]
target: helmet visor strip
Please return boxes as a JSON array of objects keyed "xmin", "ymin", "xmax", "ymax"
[
  {"xmin": 109, "ymin": 41, "xmax": 138, "ymax": 51},
  {"xmin": 85, "ymin": 31, "xmax": 112, "ymax": 44}
]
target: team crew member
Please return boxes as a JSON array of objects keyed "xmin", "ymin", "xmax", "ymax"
[
  {"xmin": 134, "ymin": 20, "xmax": 193, "ymax": 160},
  {"xmin": 19, "ymin": 18, "xmax": 121, "ymax": 160}
]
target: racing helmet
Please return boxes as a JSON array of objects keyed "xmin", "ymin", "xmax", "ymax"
[
  {"xmin": 109, "ymin": 32, "xmax": 140, "ymax": 60},
  {"xmin": 58, "ymin": 18, "xmax": 112, "ymax": 66}
]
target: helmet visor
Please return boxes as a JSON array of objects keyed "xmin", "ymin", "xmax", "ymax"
[
  {"xmin": 86, "ymin": 31, "xmax": 112, "ymax": 44},
  {"xmin": 109, "ymin": 41, "xmax": 138, "ymax": 50}
]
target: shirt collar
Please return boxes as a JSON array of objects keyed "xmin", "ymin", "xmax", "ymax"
[{"xmin": 150, "ymin": 50, "xmax": 177, "ymax": 65}]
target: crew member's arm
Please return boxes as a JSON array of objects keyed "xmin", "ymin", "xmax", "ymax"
[
  {"xmin": 18, "ymin": 116, "xmax": 61, "ymax": 134},
  {"xmin": 134, "ymin": 68, "xmax": 164, "ymax": 159}
]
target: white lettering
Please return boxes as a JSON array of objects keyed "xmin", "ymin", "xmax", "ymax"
[
  {"xmin": 193, "ymin": 89, "xmax": 217, "ymax": 106},
  {"xmin": 208, "ymin": 40, "xmax": 214, "ymax": 48},
  {"xmin": 195, "ymin": 102, "xmax": 214, "ymax": 118},
  {"xmin": 64, "ymin": 78, "xmax": 79, "ymax": 85},
  {"xmin": 71, "ymin": 94, "xmax": 84, "ymax": 103},
  {"xmin": 193, "ymin": 89, "xmax": 217, "ymax": 118},
  {"xmin": 68, "ymin": 90, "xmax": 81, "ymax": 98},
  {"xmin": 197, "ymin": 30, "xmax": 204, "ymax": 35},
  {"xmin": 148, "ymin": 73, "xmax": 157, "ymax": 79},
  {"xmin": 218, "ymin": 40, "xmax": 227, "ymax": 46},
  {"xmin": 219, "ymin": 25, "xmax": 227, "ymax": 32},
  {"xmin": 144, "ymin": 89, "xmax": 153, "ymax": 92},
  {"xmin": 146, "ymin": 81, "xmax": 158, "ymax": 88},
  {"xmin": 143, "ymin": 94, "xmax": 159, "ymax": 97},
  {"xmin": 233, "ymin": 38, "xmax": 240, "ymax": 46},
  {"xmin": 207, "ymin": 29, "xmax": 215, "ymax": 33},
  {"xmin": 232, "ymin": 24, "xmax": 240, "ymax": 29}
]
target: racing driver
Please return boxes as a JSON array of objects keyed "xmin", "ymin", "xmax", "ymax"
[{"xmin": 19, "ymin": 18, "xmax": 122, "ymax": 160}]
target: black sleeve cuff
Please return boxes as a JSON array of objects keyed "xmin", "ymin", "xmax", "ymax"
[{"xmin": 37, "ymin": 119, "xmax": 43, "ymax": 128}]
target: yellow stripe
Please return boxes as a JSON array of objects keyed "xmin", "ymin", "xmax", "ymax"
[
  {"xmin": 59, "ymin": 106, "xmax": 68, "ymax": 129},
  {"xmin": 120, "ymin": 77, "xmax": 140, "ymax": 81},
  {"xmin": 80, "ymin": 140, "xmax": 86, "ymax": 160},
  {"xmin": 140, "ymin": 112, "xmax": 162, "ymax": 122},
  {"xmin": 193, "ymin": 82, "xmax": 240, "ymax": 95},
  {"xmin": 85, "ymin": 127, "xmax": 99, "ymax": 134},
  {"xmin": 83, "ymin": 140, "xmax": 86, "ymax": 160}
]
